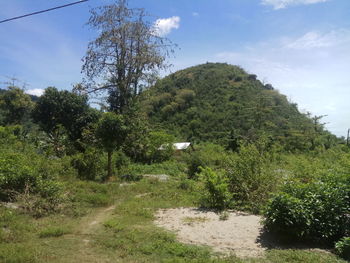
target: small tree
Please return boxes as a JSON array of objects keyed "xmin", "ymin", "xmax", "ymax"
[
  {"xmin": 81, "ymin": 0, "xmax": 174, "ymax": 113},
  {"xmin": 95, "ymin": 112, "xmax": 127, "ymax": 179}
]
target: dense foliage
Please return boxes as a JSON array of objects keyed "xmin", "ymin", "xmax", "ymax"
[
  {"xmin": 335, "ymin": 237, "xmax": 350, "ymax": 260},
  {"xmin": 32, "ymin": 87, "xmax": 100, "ymax": 149},
  {"xmin": 0, "ymin": 87, "xmax": 34, "ymax": 125},
  {"xmin": 264, "ymin": 177, "xmax": 350, "ymax": 244}
]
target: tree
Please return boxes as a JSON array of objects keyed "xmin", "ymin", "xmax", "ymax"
[
  {"xmin": 0, "ymin": 86, "xmax": 34, "ymax": 125},
  {"xmin": 95, "ymin": 112, "xmax": 127, "ymax": 179},
  {"xmin": 32, "ymin": 87, "xmax": 99, "ymax": 152},
  {"xmin": 81, "ymin": 0, "xmax": 174, "ymax": 113}
]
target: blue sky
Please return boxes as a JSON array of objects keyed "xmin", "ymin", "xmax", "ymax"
[{"xmin": 0, "ymin": 0, "xmax": 349, "ymax": 136}]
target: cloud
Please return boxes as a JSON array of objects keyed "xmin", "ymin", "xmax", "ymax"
[
  {"xmin": 26, "ymin": 88, "xmax": 44, "ymax": 97},
  {"xmin": 192, "ymin": 12, "xmax": 199, "ymax": 17},
  {"xmin": 215, "ymin": 29, "xmax": 350, "ymax": 137},
  {"xmin": 262, "ymin": 0, "xmax": 329, "ymax": 9},
  {"xmin": 286, "ymin": 30, "xmax": 350, "ymax": 49},
  {"xmin": 153, "ymin": 16, "xmax": 180, "ymax": 36}
]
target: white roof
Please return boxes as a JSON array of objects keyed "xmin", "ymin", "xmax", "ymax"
[{"xmin": 173, "ymin": 142, "xmax": 191, "ymax": 150}]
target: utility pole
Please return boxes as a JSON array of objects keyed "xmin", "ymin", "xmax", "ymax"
[{"xmin": 347, "ymin": 129, "xmax": 350, "ymax": 146}]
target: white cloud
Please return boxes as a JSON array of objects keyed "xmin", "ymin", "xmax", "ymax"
[
  {"xmin": 153, "ymin": 16, "xmax": 180, "ymax": 37},
  {"xmin": 262, "ymin": 0, "xmax": 329, "ymax": 9},
  {"xmin": 286, "ymin": 30, "xmax": 350, "ymax": 49},
  {"xmin": 215, "ymin": 29, "xmax": 350, "ymax": 137},
  {"xmin": 26, "ymin": 88, "xmax": 45, "ymax": 97},
  {"xmin": 192, "ymin": 12, "xmax": 199, "ymax": 17}
]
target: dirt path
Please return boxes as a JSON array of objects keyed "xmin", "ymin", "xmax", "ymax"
[
  {"xmin": 44, "ymin": 205, "xmax": 117, "ymax": 263},
  {"xmin": 71, "ymin": 205, "xmax": 117, "ymax": 263}
]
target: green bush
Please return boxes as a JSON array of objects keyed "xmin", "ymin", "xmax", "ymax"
[
  {"xmin": 198, "ymin": 167, "xmax": 231, "ymax": 210},
  {"xmin": 145, "ymin": 131, "xmax": 175, "ymax": 163},
  {"xmin": 114, "ymin": 150, "xmax": 131, "ymax": 175},
  {"xmin": 127, "ymin": 160, "xmax": 186, "ymax": 177},
  {"xmin": 335, "ymin": 237, "xmax": 350, "ymax": 260},
  {"xmin": 264, "ymin": 179, "xmax": 350, "ymax": 244},
  {"xmin": 71, "ymin": 148, "xmax": 106, "ymax": 181},
  {"xmin": 0, "ymin": 152, "xmax": 62, "ymax": 204},
  {"xmin": 224, "ymin": 140, "xmax": 278, "ymax": 211},
  {"xmin": 185, "ymin": 143, "xmax": 227, "ymax": 179}
]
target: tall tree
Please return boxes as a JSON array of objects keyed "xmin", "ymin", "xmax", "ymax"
[{"xmin": 81, "ymin": 0, "xmax": 174, "ymax": 113}]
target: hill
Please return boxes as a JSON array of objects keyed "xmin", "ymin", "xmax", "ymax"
[{"xmin": 140, "ymin": 63, "xmax": 337, "ymax": 150}]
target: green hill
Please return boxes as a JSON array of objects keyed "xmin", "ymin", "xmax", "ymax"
[{"xmin": 140, "ymin": 63, "xmax": 337, "ymax": 150}]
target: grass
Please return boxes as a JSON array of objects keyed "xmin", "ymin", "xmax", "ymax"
[
  {"xmin": 0, "ymin": 177, "xmax": 348, "ymax": 263},
  {"xmin": 38, "ymin": 226, "xmax": 70, "ymax": 238}
]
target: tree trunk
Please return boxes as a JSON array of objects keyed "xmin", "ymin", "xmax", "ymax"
[{"xmin": 107, "ymin": 151, "xmax": 113, "ymax": 180}]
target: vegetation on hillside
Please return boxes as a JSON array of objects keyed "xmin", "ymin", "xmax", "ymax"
[{"xmin": 141, "ymin": 63, "xmax": 339, "ymax": 151}]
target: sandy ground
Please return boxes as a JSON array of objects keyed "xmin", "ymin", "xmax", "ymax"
[{"xmin": 154, "ymin": 207, "xmax": 265, "ymax": 258}]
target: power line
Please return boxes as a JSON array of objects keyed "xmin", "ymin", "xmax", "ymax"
[{"xmin": 0, "ymin": 0, "xmax": 89, "ymax": 24}]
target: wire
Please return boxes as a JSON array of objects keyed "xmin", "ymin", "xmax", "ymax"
[{"xmin": 0, "ymin": 0, "xmax": 89, "ymax": 24}]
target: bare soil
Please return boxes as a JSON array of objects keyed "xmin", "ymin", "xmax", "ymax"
[{"xmin": 154, "ymin": 207, "xmax": 265, "ymax": 258}]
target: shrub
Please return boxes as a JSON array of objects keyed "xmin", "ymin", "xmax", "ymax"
[
  {"xmin": 198, "ymin": 167, "xmax": 231, "ymax": 210},
  {"xmin": 0, "ymin": 151, "xmax": 62, "ymax": 204},
  {"xmin": 185, "ymin": 143, "xmax": 227, "ymax": 179},
  {"xmin": 71, "ymin": 148, "xmax": 106, "ymax": 181},
  {"xmin": 0, "ymin": 152, "xmax": 36, "ymax": 200},
  {"xmin": 225, "ymin": 140, "xmax": 278, "ymax": 211},
  {"xmin": 127, "ymin": 160, "xmax": 186, "ymax": 177},
  {"xmin": 146, "ymin": 131, "xmax": 175, "ymax": 163},
  {"xmin": 264, "ymin": 180, "xmax": 350, "ymax": 244},
  {"xmin": 115, "ymin": 150, "xmax": 131, "ymax": 175},
  {"xmin": 335, "ymin": 237, "xmax": 350, "ymax": 260}
]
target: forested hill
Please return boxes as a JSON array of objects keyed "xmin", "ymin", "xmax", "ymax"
[{"xmin": 140, "ymin": 63, "xmax": 338, "ymax": 151}]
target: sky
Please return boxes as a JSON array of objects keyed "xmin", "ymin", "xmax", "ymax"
[{"xmin": 0, "ymin": 0, "xmax": 349, "ymax": 136}]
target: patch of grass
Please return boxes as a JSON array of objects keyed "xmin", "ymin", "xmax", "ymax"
[
  {"xmin": 0, "ymin": 243, "xmax": 39, "ymax": 263},
  {"xmin": 127, "ymin": 160, "xmax": 187, "ymax": 177},
  {"xmin": 219, "ymin": 211, "xmax": 230, "ymax": 221},
  {"xmin": 64, "ymin": 180, "xmax": 118, "ymax": 208},
  {"xmin": 103, "ymin": 219, "xmax": 124, "ymax": 233},
  {"xmin": 0, "ymin": 207, "xmax": 35, "ymax": 243},
  {"xmin": 182, "ymin": 216, "xmax": 209, "ymax": 225},
  {"xmin": 38, "ymin": 226, "xmax": 70, "ymax": 238},
  {"xmin": 261, "ymin": 249, "xmax": 346, "ymax": 263}
]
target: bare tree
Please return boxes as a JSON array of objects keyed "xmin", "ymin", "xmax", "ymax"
[{"xmin": 81, "ymin": 0, "xmax": 174, "ymax": 113}]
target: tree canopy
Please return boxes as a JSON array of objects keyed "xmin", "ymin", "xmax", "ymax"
[
  {"xmin": 0, "ymin": 86, "xmax": 34, "ymax": 125},
  {"xmin": 32, "ymin": 87, "xmax": 99, "ymax": 143},
  {"xmin": 81, "ymin": 0, "xmax": 174, "ymax": 113},
  {"xmin": 96, "ymin": 112, "xmax": 127, "ymax": 178}
]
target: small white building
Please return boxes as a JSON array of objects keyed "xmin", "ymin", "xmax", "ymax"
[
  {"xmin": 159, "ymin": 142, "xmax": 193, "ymax": 151},
  {"xmin": 173, "ymin": 142, "xmax": 191, "ymax": 150}
]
